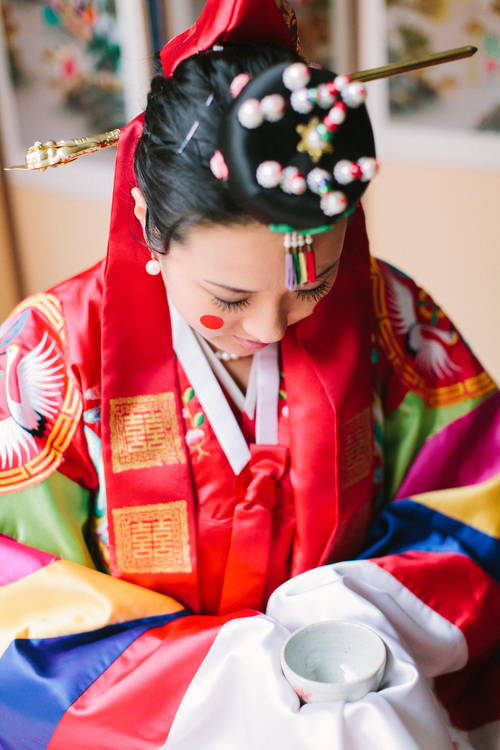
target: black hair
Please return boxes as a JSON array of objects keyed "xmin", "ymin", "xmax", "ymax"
[{"xmin": 134, "ymin": 44, "xmax": 302, "ymax": 252}]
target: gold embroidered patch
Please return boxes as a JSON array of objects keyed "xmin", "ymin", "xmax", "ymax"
[
  {"xmin": 110, "ymin": 393, "xmax": 185, "ymax": 473},
  {"xmin": 113, "ymin": 501, "xmax": 192, "ymax": 573},
  {"xmin": 340, "ymin": 408, "xmax": 373, "ymax": 490}
]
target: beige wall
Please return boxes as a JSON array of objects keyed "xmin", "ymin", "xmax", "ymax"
[
  {"xmin": 8, "ymin": 183, "xmax": 110, "ymax": 295},
  {"xmin": 363, "ymin": 163, "xmax": 500, "ymax": 382}
]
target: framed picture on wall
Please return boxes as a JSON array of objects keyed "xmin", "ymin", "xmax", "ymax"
[
  {"xmin": 357, "ymin": 0, "xmax": 500, "ymax": 169},
  {"xmin": 0, "ymin": 0, "xmax": 157, "ymax": 198}
]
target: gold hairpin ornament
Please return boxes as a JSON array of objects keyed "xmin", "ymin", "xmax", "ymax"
[
  {"xmin": 4, "ymin": 129, "xmax": 121, "ymax": 172},
  {"xmin": 5, "ymin": 46, "xmax": 476, "ymax": 172}
]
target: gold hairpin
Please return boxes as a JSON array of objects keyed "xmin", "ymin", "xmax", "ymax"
[
  {"xmin": 352, "ymin": 45, "xmax": 477, "ymax": 82},
  {"xmin": 5, "ymin": 46, "xmax": 477, "ymax": 172},
  {"xmin": 4, "ymin": 129, "xmax": 121, "ymax": 172}
]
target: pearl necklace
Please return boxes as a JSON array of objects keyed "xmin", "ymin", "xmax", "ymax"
[{"xmin": 214, "ymin": 350, "xmax": 244, "ymax": 361}]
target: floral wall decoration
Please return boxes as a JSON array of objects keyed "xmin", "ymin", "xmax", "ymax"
[
  {"xmin": 386, "ymin": 0, "xmax": 500, "ymax": 133},
  {"xmin": 1, "ymin": 0, "xmax": 126, "ymax": 144}
]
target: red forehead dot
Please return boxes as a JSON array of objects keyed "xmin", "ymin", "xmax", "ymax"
[{"xmin": 200, "ymin": 315, "xmax": 224, "ymax": 330}]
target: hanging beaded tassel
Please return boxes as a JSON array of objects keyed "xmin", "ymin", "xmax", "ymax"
[
  {"xmin": 284, "ymin": 232, "xmax": 317, "ymax": 290},
  {"xmin": 285, "ymin": 233, "xmax": 297, "ymax": 290},
  {"xmin": 304, "ymin": 234, "xmax": 316, "ymax": 283}
]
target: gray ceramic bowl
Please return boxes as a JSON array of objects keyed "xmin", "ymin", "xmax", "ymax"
[{"xmin": 280, "ymin": 620, "xmax": 387, "ymax": 703}]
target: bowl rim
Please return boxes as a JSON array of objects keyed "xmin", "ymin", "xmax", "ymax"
[{"xmin": 280, "ymin": 619, "xmax": 387, "ymax": 690}]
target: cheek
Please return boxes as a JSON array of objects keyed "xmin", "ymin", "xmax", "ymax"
[{"xmin": 200, "ymin": 314, "xmax": 225, "ymax": 330}]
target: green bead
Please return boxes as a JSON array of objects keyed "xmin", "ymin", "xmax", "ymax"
[{"xmin": 317, "ymin": 123, "xmax": 330, "ymax": 141}]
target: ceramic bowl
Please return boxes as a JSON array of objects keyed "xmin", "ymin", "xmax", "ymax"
[{"xmin": 280, "ymin": 619, "xmax": 387, "ymax": 703}]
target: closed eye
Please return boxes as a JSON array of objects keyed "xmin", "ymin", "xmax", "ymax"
[
  {"xmin": 212, "ymin": 296, "xmax": 251, "ymax": 312},
  {"xmin": 210, "ymin": 270, "xmax": 336, "ymax": 311}
]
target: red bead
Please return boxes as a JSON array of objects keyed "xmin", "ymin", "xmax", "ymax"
[
  {"xmin": 351, "ymin": 164, "xmax": 363, "ymax": 179},
  {"xmin": 323, "ymin": 115, "xmax": 338, "ymax": 132},
  {"xmin": 326, "ymin": 82, "xmax": 339, "ymax": 97}
]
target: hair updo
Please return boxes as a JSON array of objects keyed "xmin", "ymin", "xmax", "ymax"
[{"xmin": 134, "ymin": 44, "xmax": 302, "ymax": 253}]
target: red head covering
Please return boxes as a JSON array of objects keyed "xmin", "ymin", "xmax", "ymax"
[
  {"xmin": 101, "ymin": 0, "xmax": 373, "ymax": 613},
  {"xmin": 160, "ymin": 0, "xmax": 296, "ymax": 76}
]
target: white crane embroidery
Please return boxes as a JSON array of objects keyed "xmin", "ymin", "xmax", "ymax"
[
  {"xmin": 386, "ymin": 272, "xmax": 461, "ymax": 380},
  {"xmin": 0, "ymin": 332, "xmax": 65, "ymax": 468}
]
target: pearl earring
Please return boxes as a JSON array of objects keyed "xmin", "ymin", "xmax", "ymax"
[{"xmin": 145, "ymin": 255, "xmax": 161, "ymax": 276}]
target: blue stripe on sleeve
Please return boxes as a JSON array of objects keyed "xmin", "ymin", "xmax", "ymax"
[
  {"xmin": 0, "ymin": 610, "xmax": 189, "ymax": 750},
  {"xmin": 358, "ymin": 498, "xmax": 500, "ymax": 583}
]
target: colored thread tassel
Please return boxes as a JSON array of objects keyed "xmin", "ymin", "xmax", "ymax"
[
  {"xmin": 285, "ymin": 251, "xmax": 297, "ymax": 290},
  {"xmin": 298, "ymin": 251, "xmax": 307, "ymax": 284},
  {"xmin": 305, "ymin": 235, "xmax": 316, "ymax": 282},
  {"xmin": 285, "ymin": 234, "xmax": 298, "ymax": 290},
  {"xmin": 283, "ymin": 232, "xmax": 316, "ymax": 290}
]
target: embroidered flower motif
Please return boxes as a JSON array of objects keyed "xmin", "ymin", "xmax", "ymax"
[
  {"xmin": 83, "ymin": 407, "xmax": 101, "ymax": 424},
  {"xmin": 182, "ymin": 386, "xmax": 209, "ymax": 460},
  {"xmin": 84, "ymin": 384, "xmax": 101, "ymax": 400},
  {"xmin": 185, "ymin": 428, "xmax": 205, "ymax": 446}
]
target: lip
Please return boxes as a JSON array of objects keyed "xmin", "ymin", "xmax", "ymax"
[{"xmin": 233, "ymin": 335, "xmax": 268, "ymax": 352}]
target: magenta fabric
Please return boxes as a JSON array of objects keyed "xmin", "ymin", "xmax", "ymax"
[
  {"xmin": 0, "ymin": 534, "xmax": 57, "ymax": 585},
  {"xmin": 396, "ymin": 391, "xmax": 500, "ymax": 499}
]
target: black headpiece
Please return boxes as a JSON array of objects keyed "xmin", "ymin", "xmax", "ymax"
[
  {"xmin": 209, "ymin": 61, "xmax": 378, "ymax": 288},
  {"xmin": 217, "ymin": 61, "xmax": 377, "ymax": 232}
]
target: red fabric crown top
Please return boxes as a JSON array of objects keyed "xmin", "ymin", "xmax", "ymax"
[{"xmin": 160, "ymin": 0, "xmax": 296, "ymax": 77}]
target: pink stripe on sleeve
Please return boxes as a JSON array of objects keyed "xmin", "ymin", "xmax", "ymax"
[
  {"xmin": 396, "ymin": 392, "xmax": 500, "ymax": 499},
  {"xmin": 0, "ymin": 533, "xmax": 58, "ymax": 586}
]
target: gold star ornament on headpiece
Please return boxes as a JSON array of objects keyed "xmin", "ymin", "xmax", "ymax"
[{"xmin": 296, "ymin": 118, "xmax": 334, "ymax": 163}]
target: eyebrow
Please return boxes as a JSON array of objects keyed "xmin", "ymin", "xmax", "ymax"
[{"xmin": 203, "ymin": 259, "xmax": 340, "ymax": 294}]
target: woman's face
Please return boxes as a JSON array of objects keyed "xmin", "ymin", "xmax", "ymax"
[{"xmin": 132, "ymin": 189, "xmax": 347, "ymax": 357}]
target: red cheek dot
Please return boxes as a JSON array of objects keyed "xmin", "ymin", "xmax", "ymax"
[{"xmin": 200, "ymin": 315, "xmax": 224, "ymax": 330}]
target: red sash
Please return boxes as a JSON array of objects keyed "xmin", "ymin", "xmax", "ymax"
[
  {"xmin": 102, "ymin": 119, "xmax": 200, "ymax": 611},
  {"xmin": 283, "ymin": 208, "xmax": 374, "ymax": 574}
]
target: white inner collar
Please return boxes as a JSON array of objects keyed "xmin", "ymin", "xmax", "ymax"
[{"xmin": 169, "ymin": 301, "xmax": 280, "ymax": 475}]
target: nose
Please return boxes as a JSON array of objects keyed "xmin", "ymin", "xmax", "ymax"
[{"xmin": 243, "ymin": 298, "xmax": 288, "ymax": 344}]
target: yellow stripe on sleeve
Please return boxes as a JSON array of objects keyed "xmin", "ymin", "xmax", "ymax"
[
  {"xmin": 412, "ymin": 473, "xmax": 500, "ymax": 539},
  {"xmin": 0, "ymin": 559, "xmax": 184, "ymax": 656}
]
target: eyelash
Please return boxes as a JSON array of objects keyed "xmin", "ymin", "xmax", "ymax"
[
  {"xmin": 211, "ymin": 279, "xmax": 332, "ymax": 312},
  {"xmin": 212, "ymin": 296, "xmax": 251, "ymax": 312},
  {"xmin": 296, "ymin": 279, "xmax": 332, "ymax": 302}
]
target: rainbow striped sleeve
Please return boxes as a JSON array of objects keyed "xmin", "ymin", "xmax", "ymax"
[{"xmin": 0, "ymin": 535, "xmax": 245, "ymax": 750}]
